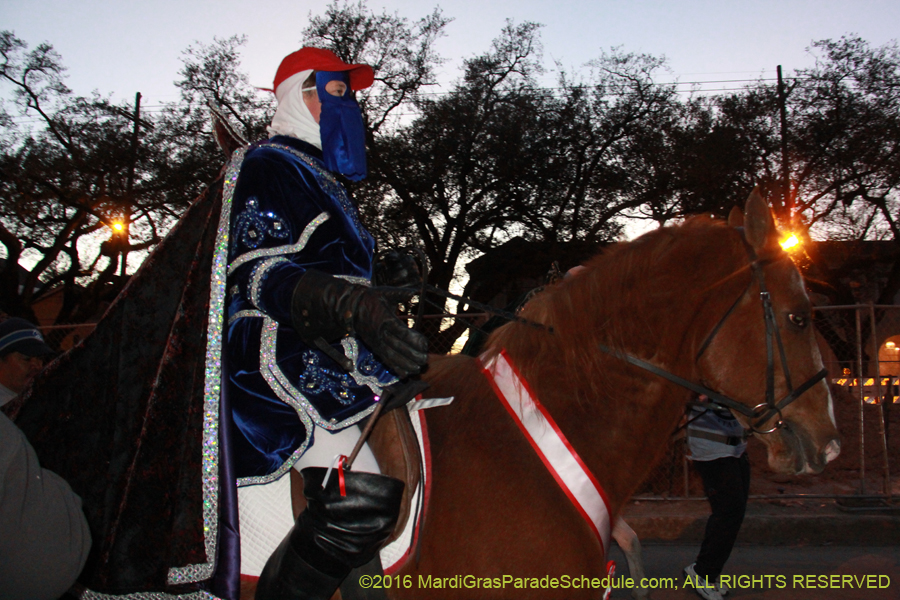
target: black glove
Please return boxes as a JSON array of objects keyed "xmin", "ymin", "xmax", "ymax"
[
  {"xmin": 373, "ymin": 249, "xmax": 422, "ymax": 288},
  {"xmin": 291, "ymin": 269, "xmax": 428, "ymax": 378}
]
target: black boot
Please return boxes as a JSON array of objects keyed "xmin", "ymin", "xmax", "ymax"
[{"xmin": 255, "ymin": 467, "xmax": 405, "ymax": 600}]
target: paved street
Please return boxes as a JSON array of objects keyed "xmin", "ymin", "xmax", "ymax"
[{"xmin": 607, "ymin": 544, "xmax": 899, "ymax": 600}]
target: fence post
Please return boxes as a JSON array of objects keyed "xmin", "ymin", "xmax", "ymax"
[
  {"xmin": 869, "ymin": 303, "xmax": 892, "ymax": 498},
  {"xmin": 855, "ymin": 307, "xmax": 866, "ymax": 494}
]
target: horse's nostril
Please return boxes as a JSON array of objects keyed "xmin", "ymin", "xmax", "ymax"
[{"xmin": 824, "ymin": 439, "xmax": 841, "ymax": 463}]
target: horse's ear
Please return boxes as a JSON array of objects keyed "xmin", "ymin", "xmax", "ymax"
[
  {"xmin": 209, "ymin": 102, "xmax": 248, "ymax": 157},
  {"xmin": 727, "ymin": 205, "xmax": 744, "ymax": 228},
  {"xmin": 743, "ymin": 187, "xmax": 779, "ymax": 255}
]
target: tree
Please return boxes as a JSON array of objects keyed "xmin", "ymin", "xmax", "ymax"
[
  {"xmin": 145, "ymin": 35, "xmax": 274, "ymax": 224},
  {"xmin": 770, "ymin": 37, "xmax": 900, "ymax": 308},
  {"xmin": 0, "ymin": 32, "xmax": 280, "ymax": 327},
  {"xmin": 365, "ymin": 21, "xmax": 556, "ymax": 350},
  {"xmin": 791, "ymin": 38, "xmax": 900, "ymax": 250},
  {"xmin": 301, "ymin": 0, "xmax": 451, "ymax": 137},
  {"xmin": 631, "ymin": 86, "xmax": 783, "ymax": 224},
  {"xmin": 537, "ymin": 48, "xmax": 679, "ymax": 235},
  {"xmin": 0, "ymin": 31, "xmax": 174, "ymax": 324}
]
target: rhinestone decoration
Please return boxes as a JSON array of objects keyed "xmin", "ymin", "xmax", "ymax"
[
  {"xmin": 231, "ymin": 196, "xmax": 289, "ymax": 254},
  {"xmin": 338, "ymin": 274, "xmax": 371, "ymax": 286},
  {"xmin": 297, "ymin": 350, "xmax": 357, "ymax": 405},
  {"xmin": 259, "ymin": 316, "xmax": 376, "ymax": 432},
  {"xmin": 227, "ymin": 212, "xmax": 329, "ymax": 275},
  {"xmin": 260, "ymin": 143, "xmax": 370, "ymax": 241},
  {"xmin": 163, "ymin": 146, "xmax": 248, "ymax": 585},
  {"xmin": 81, "ymin": 590, "xmax": 222, "ymax": 600},
  {"xmin": 249, "ymin": 256, "xmax": 288, "ymax": 309},
  {"xmin": 340, "ymin": 337, "xmax": 397, "ymax": 391},
  {"xmin": 228, "ymin": 309, "xmax": 265, "ymax": 326}
]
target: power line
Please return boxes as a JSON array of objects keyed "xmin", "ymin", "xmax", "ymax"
[{"xmin": 3, "ymin": 75, "xmax": 812, "ymax": 128}]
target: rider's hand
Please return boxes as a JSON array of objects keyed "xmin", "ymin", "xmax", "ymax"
[{"xmin": 290, "ymin": 269, "xmax": 428, "ymax": 378}]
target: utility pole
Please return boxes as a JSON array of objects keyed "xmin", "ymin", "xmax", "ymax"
[
  {"xmin": 122, "ymin": 92, "xmax": 141, "ymax": 278},
  {"xmin": 777, "ymin": 66, "xmax": 792, "ymax": 221}
]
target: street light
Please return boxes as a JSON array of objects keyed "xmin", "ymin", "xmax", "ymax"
[{"xmin": 780, "ymin": 233, "xmax": 800, "ymax": 251}]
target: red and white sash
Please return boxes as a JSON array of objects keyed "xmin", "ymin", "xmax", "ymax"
[{"xmin": 482, "ymin": 349, "xmax": 613, "ymax": 558}]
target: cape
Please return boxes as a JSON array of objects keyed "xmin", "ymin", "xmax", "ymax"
[{"xmin": 13, "ymin": 170, "xmax": 239, "ymax": 598}]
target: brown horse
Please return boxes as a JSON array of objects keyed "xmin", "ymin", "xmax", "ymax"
[{"xmin": 389, "ymin": 190, "xmax": 839, "ymax": 598}]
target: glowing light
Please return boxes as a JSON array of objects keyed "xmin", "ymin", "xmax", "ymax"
[
  {"xmin": 780, "ymin": 234, "xmax": 800, "ymax": 251},
  {"xmin": 886, "ymin": 341, "xmax": 896, "ymax": 349},
  {"xmin": 112, "ymin": 222, "xmax": 124, "ymax": 232}
]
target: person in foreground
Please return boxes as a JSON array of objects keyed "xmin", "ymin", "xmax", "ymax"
[
  {"xmin": 223, "ymin": 48, "xmax": 428, "ymax": 599},
  {"xmin": 682, "ymin": 395, "xmax": 750, "ymax": 600},
  {"xmin": 0, "ymin": 317, "xmax": 54, "ymax": 407},
  {"xmin": 0, "ymin": 317, "xmax": 91, "ymax": 600}
]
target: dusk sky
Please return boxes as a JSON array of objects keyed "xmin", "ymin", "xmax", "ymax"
[{"xmin": 3, "ymin": 0, "xmax": 899, "ymax": 108}]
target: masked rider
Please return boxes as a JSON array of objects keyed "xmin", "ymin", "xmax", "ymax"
[{"xmin": 224, "ymin": 47, "xmax": 428, "ymax": 599}]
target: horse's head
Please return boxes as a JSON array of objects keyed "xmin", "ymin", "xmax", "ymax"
[{"xmin": 696, "ymin": 190, "xmax": 840, "ymax": 475}]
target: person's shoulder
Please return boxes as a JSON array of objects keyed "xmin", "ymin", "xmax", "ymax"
[
  {"xmin": 241, "ymin": 140, "xmax": 323, "ymax": 178},
  {"xmin": 252, "ymin": 137, "xmax": 320, "ymax": 159}
]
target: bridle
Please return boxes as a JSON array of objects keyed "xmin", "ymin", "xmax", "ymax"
[{"xmin": 598, "ymin": 228, "xmax": 828, "ymax": 435}]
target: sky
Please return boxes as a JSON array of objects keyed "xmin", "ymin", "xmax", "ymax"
[
  {"xmin": 0, "ymin": 0, "xmax": 898, "ymax": 277},
  {"xmin": 3, "ymin": 0, "xmax": 899, "ymax": 110}
]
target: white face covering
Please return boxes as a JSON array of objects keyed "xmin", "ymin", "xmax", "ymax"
[{"xmin": 266, "ymin": 69, "xmax": 322, "ymax": 149}]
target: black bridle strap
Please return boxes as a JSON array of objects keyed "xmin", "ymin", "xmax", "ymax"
[
  {"xmin": 597, "ymin": 344, "xmax": 760, "ymax": 419},
  {"xmin": 598, "ymin": 344, "xmax": 829, "ymax": 428},
  {"xmin": 751, "ymin": 367, "xmax": 828, "ymax": 428},
  {"xmin": 597, "ymin": 226, "xmax": 829, "ymax": 434},
  {"xmin": 694, "ymin": 278, "xmax": 752, "ymax": 362},
  {"xmin": 752, "ymin": 260, "xmax": 795, "ymax": 396}
]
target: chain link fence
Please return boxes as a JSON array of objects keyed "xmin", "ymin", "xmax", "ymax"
[{"xmin": 634, "ymin": 304, "xmax": 900, "ymax": 500}]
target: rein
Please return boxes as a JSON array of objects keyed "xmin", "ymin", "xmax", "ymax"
[
  {"xmin": 598, "ymin": 228, "xmax": 827, "ymax": 435},
  {"xmin": 384, "ymin": 282, "xmax": 555, "ymax": 335},
  {"xmin": 398, "ymin": 226, "xmax": 826, "ymax": 434}
]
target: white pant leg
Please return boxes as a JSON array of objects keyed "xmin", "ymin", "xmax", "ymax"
[{"xmin": 239, "ymin": 425, "xmax": 380, "ymax": 576}]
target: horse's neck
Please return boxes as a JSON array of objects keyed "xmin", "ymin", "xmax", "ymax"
[{"xmin": 492, "ymin": 225, "xmax": 743, "ymax": 507}]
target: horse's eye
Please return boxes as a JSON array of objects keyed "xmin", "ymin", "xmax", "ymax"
[{"xmin": 788, "ymin": 313, "xmax": 808, "ymax": 328}]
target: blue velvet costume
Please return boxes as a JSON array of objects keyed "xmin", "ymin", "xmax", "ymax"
[{"xmin": 225, "ymin": 135, "xmax": 398, "ymax": 485}]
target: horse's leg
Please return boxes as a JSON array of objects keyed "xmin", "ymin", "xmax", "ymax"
[{"xmin": 612, "ymin": 517, "xmax": 650, "ymax": 600}]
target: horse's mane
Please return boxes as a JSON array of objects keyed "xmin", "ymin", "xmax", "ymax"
[{"xmin": 483, "ymin": 215, "xmax": 744, "ymax": 405}]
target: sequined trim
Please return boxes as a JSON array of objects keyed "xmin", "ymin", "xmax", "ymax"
[
  {"xmin": 341, "ymin": 337, "xmax": 397, "ymax": 391},
  {"xmin": 260, "ymin": 143, "xmax": 365, "ymax": 236},
  {"xmin": 236, "ymin": 438, "xmax": 310, "ymax": 488},
  {"xmin": 81, "ymin": 590, "xmax": 222, "ymax": 599},
  {"xmin": 249, "ymin": 257, "xmax": 288, "ymax": 308},
  {"xmin": 260, "ymin": 316, "xmax": 377, "ymax": 432},
  {"xmin": 236, "ymin": 317, "xmax": 315, "ymax": 487},
  {"xmin": 340, "ymin": 275, "xmax": 371, "ymax": 286},
  {"xmin": 162, "ymin": 146, "xmax": 247, "ymax": 586},
  {"xmin": 227, "ymin": 212, "xmax": 329, "ymax": 275},
  {"xmin": 228, "ymin": 309, "xmax": 265, "ymax": 325}
]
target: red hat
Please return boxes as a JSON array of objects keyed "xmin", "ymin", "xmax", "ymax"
[{"xmin": 273, "ymin": 47, "xmax": 374, "ymax": 93}]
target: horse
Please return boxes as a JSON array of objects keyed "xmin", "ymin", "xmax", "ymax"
[
  {"xmin": 382, "ymin": 189, "xmax": 839, "ymax": 599},
  {"xmin": 10, "ymin": 106, "xmax": 836, "ymax": 596}
]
